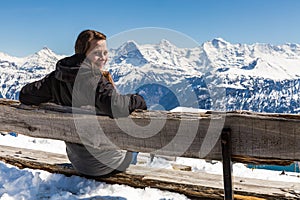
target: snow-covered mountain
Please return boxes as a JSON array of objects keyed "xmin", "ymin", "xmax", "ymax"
[
  {"xmin": 1, "ymin": 39, "xmax": 300, "ymax": 113},
  {"xmin": 0, "ymin": 47, "xmax": 64, "ymax": 99}
]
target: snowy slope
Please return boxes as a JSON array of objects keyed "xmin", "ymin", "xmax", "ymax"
[
  {"xmin": 202, "ymin": 38, "xmax": 300, "ymax": 80},
  {"xmin": 1, "ymin": 39, "xmax": 300, "ymax": 112}
]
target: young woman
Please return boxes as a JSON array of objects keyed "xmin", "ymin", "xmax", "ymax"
[{"xmin": 19, "ymin": 29, "xmax": 147, "ymax": 177}]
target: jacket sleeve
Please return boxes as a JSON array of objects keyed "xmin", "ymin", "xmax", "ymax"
[
  {"xmin": 19, "ymin": 72, "xmax": 54, "ymax": 105},
  {"xmin": 94, "ymin": 76, "xmax": 147, "ymax": 118}
]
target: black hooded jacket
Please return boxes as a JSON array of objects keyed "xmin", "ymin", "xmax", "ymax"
[{"xmin": 19, "ymin": 54, "xmax": 147, "ymax": 118}]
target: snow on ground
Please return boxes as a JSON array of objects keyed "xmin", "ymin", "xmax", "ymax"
[
  {"xmin": 0, "ymin": 133, "xmax": 300, "ymax": 199},
  {"xmin": 0, "ymin": 162, "xmax": 189, "ymax": 200},
  {"xmin": 170, "ymin": 107, "xmax": 208, "ymax": 113},
  {"xmin": 0, "ymin": 134, "xmax": 189, "ymax": 200}
]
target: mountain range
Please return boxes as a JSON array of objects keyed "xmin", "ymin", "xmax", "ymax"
[{"xmin": 1, "ymin": 38, "xmax": 300, "ymax": 113}]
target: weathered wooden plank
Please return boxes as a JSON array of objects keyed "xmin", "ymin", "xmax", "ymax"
[
  {"xmin": 0, "ymin": 145, "xmax": 299, "ymax": 199},
  {"xmin": 0, "ymin": 98, "xmax": 300, "ymax": 164}
]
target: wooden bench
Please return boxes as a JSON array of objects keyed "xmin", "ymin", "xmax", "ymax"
[{"xmin": 0, "ymin": 98, "xmax": 300, "ymax": 199}]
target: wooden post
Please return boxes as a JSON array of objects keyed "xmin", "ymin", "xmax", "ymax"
[{"xmin": 221, "ymin": 128, "xmax": 233, "ymax": 200}]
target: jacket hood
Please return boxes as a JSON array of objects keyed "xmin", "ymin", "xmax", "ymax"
[{"xmin": 55, "ymin": 54, "xmax": 102, "ymax": 82}]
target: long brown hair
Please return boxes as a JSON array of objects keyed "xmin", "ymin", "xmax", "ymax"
[
  {"xmin": 75, "ymin": 30, "xmax": 115, "ymax": 87},
  {"xmin": 102, "ymin": 71, "xmax": 115, "ymax": 88},
  {"xmin": 75, "ymin": 29, "xmax": 106, "ymax": 55}
]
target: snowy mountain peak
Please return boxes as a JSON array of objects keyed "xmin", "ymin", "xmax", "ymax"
[
  {"xmin": 159, "ymin": 39, "xmax": 174, "ymax": 47},
  {"xmin": 33, "ymin": 46, "xmax": 57, "ymax": 58},
  {"xmin": 284, "ymin": 43, "xmax": 300, "ymax": 49},
  {"xmin": 113, "ymin": 40, "xmax": 148, "ymax": 66},
  {"xmin": 117, "ymin": 40, "xmax": 140, "ymax": 53},
  {"xmin": 0, "ymin": 51, "xmax": 11, "ymax": 60},
  {"xmin": 210, "ymin": 38, "xmax": 230, "ymax": 48},
  {"xmin": 0, "ymin": 51, "xmax": 23, "ymax": 63}
]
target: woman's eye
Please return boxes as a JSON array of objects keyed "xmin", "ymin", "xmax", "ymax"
[{"xmin": 93, "ymin": 51, "xmax": 108, "ymax": 56}]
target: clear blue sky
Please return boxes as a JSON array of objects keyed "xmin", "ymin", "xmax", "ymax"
[{"xmin": 1, "ymin": 0, "xmax": 299, "ymax": 57}]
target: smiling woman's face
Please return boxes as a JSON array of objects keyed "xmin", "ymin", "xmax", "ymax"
[{"xmin": 86, "ymin": 39, "xmax": 108, "ymax": 70}]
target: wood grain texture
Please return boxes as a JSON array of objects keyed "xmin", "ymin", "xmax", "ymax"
[
  {"xmin": 0, "ymin": 145, "xmax": 299, "ymax": 199},
  {"xmin": 0, "ymin": 98, "xmax": 300, "ymax": 164}
]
